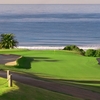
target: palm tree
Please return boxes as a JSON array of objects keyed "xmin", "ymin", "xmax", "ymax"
[{"xmin": 0, "ymin": 33, "xmax": 18, "ymax": 49}]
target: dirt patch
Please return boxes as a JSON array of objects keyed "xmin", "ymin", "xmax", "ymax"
[{"xmin": 0, "ymin": 54, "xmax": 20, "ymax": 66}]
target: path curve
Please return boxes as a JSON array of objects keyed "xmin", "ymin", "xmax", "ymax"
[
  {"xmin": 0, "ymin": 54, "xmax": 20, "ymax": 65},
  {"xmin": 0, "ymin": 70, "xmax": 100, "ymax": 100}
]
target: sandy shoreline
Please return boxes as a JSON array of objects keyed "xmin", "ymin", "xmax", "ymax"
[
  {"xmin": 17, "ymin": 46, "xmax": 64, "ymax": 50},
  {"xmin": 17, "ymin": 46, "xmax": 100, "ymax": 50}
]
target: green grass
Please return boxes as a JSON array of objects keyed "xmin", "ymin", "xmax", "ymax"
[
  {"xmin": 0, "ymin": 77, "xmax": 82, "ymax": 100},
  {"xmin": 0, "ymin": 49, "xmax": 100, "ymax": 80},
  {"xmin": 0, "ymin": 49, "xmax": 100, "ymax": 99},
  {"xmin": 0, "ymin": 77, "xmax": 18, "ymax": 96}
]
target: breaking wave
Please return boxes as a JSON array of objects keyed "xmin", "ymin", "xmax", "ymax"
[{"xmin": 17, "ymin": 45, "xmax": 100, "ymax": 50}]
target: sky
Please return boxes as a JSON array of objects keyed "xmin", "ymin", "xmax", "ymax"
[{"xmin": 0, "ymin": 0, "xmax": 100, "ymax": 4}]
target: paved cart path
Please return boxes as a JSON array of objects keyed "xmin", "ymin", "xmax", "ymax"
[{"xmin": 0, "ymin": 71, "xmax": 100, "ymax": 100}]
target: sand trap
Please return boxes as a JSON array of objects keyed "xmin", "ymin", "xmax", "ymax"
[
  {"xmin": 0, "ymin": 54, "xmax": 20, "ymax": 66},
  {"xmin": 5, "ymin": 61, "xmax": 17, "ymax": 66}
]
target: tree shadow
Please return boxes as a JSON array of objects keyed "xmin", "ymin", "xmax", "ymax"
[
  {"xmin": 14, "ymin": 56, "xmax": 60, "ymax": 69},
  {"xmin": 44, "ymin": 60, "xmax": 60, "ymax": 62},
  {"xmin": 33, "ymin": 56, "xmax": 60, "ymax": 62},
  {"xmin": 56, "ymin": 79, "xmax": 100, "ymax": 84},
  {"xmin": 42, "ymin": 78, "xmax": 100, "ymax": 94},
  {"xmin": 33, "ymin": 57, "xmax": 50, "ymax": 59},
  {"xmin": 32, "ymin": 57, "xmax": 50, "ymax": 62},
  {"xmin": 15, "ymin": 57, "xmax": 34, "ymax": 69}
]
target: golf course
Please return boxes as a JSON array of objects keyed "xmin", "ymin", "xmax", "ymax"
[{"xmin": 0, "ymin": 49, "xmax": 100, "ymax": 100}]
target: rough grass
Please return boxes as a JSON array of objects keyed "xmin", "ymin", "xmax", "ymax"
[{"xmin": 0, "ymin": 77, "xmax": 82, "ymax": 100}]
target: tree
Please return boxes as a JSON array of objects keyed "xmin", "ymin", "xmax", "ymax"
[{"xmin": 0, "ymin": 33, "xmax": 18, "ymax": 49}]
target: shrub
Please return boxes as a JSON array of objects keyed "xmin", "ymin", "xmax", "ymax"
[
  {"xmin": 85, "ymin": 49, "xmax": 96, "ymax": 57},
  {"xmin": 95, "ymin": 49, "xmax": 100, "ymax": 57},
  {"xmin": 63, "ymin": 45, "xmax": 80, "ymax": 51},
  {"xmin": 63, "ymin": 45, "xmax": 85, "ymax": 55},
  {"xmin": 0, "ymin": 43, "xmax": 2, "ymax": 49},
  {"xmin": 63, "ymin": 45, "xmax": 71, "ymax": 50},
  {"xmin": 77, "ymin": 49, "xmax": 85, "ymax": 56}
]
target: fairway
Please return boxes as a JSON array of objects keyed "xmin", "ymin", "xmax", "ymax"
[
  {"xmin": 0, "ymin": 49, "xmax": 100, "ymax": 100},
  {"xmin": 0, "ymin": 49, "xmax": 100, "ymax": 80}
]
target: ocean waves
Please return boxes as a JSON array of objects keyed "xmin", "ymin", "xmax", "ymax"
[
  {"xmin": 0, "ymin": 13, "xmax": 100, "ymax": 22},
  {"xmin": 17, "ymin": 46, "xmax": 64, "ymax": 50},
  {"xmin": 17, "ymin": 45, "xmax": 100, "ymax": 50},
  {"xmin": 0, "ymin": 5, "xmax": 100, "ymax": 48}
]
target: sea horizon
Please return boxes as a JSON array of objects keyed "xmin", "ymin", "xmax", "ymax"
[{"xmin": 0, "ymin": 4, "xmax": 100, "ymax": 49}]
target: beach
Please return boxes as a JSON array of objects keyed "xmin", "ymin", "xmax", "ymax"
[{"xmin": 17, "ymin": 46, "xmax": 100, "ymax": 50}]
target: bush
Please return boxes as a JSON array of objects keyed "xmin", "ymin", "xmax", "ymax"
[
  {"xmin": 0, "ymin": 43, "xmax": 2, "ymax": 49},
  {"xmin": 85, "ymin": 49, "xmax": 96, "ymax": 57},
  {"xmin": 95, "ymin": 49, "xmax": 100, "ymax": 57},
  {"xmin": 77, "ymin": 49, "xmax": 85, "ymax": 55},
  {"xmin": 63, "ymin": 45, "xmax": 80, "ymax": 51},
  {"xmin": 63, "ymin": 45, "xmax": 71, "ymax": 50},
  {"xmin": 64, "ymin": 45, "xmax": 100, "ymax": 57},
  {"xmin": 63, "ymin": 45, "xmax": 85, "ymax": 55}
]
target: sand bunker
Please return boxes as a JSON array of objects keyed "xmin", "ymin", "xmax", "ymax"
[{"xmin": 0, "ymin": 54, "xmax": 20, "ymax": 66}]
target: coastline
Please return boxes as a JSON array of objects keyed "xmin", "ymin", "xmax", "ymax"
[
  {"xmin": 17, "ymin": 46, "xmax": 64, "ymax": 50},
  {"xmin": 17, "ymin": 46, "xmax": 100, "ymax": 50}
]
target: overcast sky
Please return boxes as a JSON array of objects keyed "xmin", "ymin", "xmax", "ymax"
[{"xmin": 0, "ymin": 0, "xmax": 100, "ymax": 4}]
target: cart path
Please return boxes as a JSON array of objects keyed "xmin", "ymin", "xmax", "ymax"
[{"xmin": 0, "ymin": 70, "xmax": 100, "ymax": 100}]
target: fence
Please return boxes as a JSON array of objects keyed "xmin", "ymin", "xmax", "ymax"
[{"xmin": 0, "ymin": 70, "xmax": 12, "ymax": 87}]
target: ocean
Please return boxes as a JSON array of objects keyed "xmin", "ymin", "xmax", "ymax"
[{"xmin": 0, "ymin": 4, "xmax": 100, "ymax": 50}]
